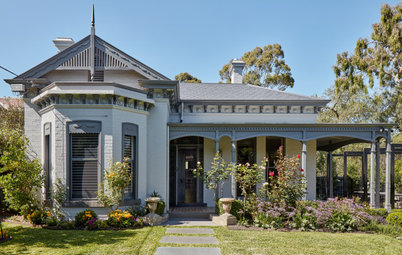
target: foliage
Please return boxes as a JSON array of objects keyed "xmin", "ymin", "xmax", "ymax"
[
  {"xmin": 260, "ymin": 151, "xmax": 306, "ymax": 208},
  {"xmin": 74, "ymin": 209, "xmax": 98, "ymax": 229},
  {"xmin": 50, "ymin": 179, "xmax": 68, "ymax": 220},
  {"xmin": 322, "ymin": 3, "xmax": 401, "ymax": 125},
  {"xmin": 128, "ymin": 205, "xmax": 147, "ymax": 218},
  {"xmin": 326, "ymin": 211, "xmax": 356, "ymax": 232},
  {"xmin": 219, "ymin": 44, "xmax": 294, "ymax": 90},
  {"xmin": 194, "ymin": 152, "xmax": 232, "ymax": 207},
  {"xmin": 149, "ymin": 191, "xmax": 165, "ymax": 215},
  {"xmin": 366, "ymin": 208, "xmax": 389, "ymax": 219},
  {"xmin": 97, "ymin": 158, "xmax": 132, "ymax": 210},
  {"xmin": 0, "ymin": 100, "xmax": 24, "ymax": 131},
  {"xmin": 217, "ymin": 199, "xmax": 243, "ymax": 219},
  {"xmin": 27, "ymin": 210, "xmax": 50, "ymax": 225},
  {"xmin": 361, "ymin": 220, "xmax": 402, "ymax": 237},
  {"xmin": 386, "ymin": 211, "xmax": 402, "ymax": 227},
  {"xmin": 0, "ymin": 124, "xmax": 43, "ymax": 217},
  {"xmin": 107, "ymin": 209, "xmax": 141, "ymax": 228},
  {"xmin": 174, "ymin": 72, "xmax": 202, "ymax": 83},
  {"xmin": 232, "ymin": 160, "xmax": 265, "ymax": 204}
]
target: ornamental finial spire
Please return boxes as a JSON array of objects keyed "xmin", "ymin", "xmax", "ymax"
[{"xmin": 91, "ymin": 4, "xmax": 95, "ymax": 27}]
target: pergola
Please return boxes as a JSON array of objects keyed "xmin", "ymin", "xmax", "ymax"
[{"xmin": 169, "ymin": 123, "xmax": 396, "ymax": 211}]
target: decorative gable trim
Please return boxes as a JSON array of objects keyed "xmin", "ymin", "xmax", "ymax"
[{"xmin": 14, "ymin": 35, "xmax": 169, "ymax": 81}]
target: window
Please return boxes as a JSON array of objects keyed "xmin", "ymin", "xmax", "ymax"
[
  {"xmin": 44, "ymin": 123, "xmax": 51, "ymax": 200},
  {"xmin": 122, "ymin": 123, "xmax": 138, "ymax": 199},
  {"xmin": 69, "ymin": 121, "xmax": 101, "ymax": 200}
]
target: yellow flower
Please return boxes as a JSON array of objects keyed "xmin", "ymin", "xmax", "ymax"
[
  {"xmin": 46, "ymin": 211, "xmax": 51, "ymax": 217},
  {"xmin": 108, "ymin": 172, "xmax": 114, "ymax": 178},
  {"xmin": 116, "ymin": 162, "xmax": 121, "ymax": 166}
]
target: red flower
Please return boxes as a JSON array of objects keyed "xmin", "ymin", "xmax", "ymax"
[
  {"xmin": 300, "ymin": 168, "xmax": 304, "ymax": 172},
  {"xmin": 282, "ymin": 178, "xmax": 286, "ymax": 181},
  {"xmin": 297, "ymin": 155, "xmax": 300, "ymax": 158},
  {"xmin": 269, "ymin": 172, "xmax": 275, "ymax": 177}
]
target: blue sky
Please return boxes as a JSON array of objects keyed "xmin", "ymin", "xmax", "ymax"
[{"xmin": 0, "ymin": 0, "xmax": 399, "ymax": 98}]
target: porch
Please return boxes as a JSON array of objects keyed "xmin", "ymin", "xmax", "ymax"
[{"xmin": 167, "ymin": 123, "xmax": 395, "ymax": 211}]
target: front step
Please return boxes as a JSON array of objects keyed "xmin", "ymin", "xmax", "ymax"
[{"xmin": 169, "ymin": 207, "xmax": 215, "ymax": 219}]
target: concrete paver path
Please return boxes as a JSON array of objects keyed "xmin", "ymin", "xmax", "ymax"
[
  {"xmin": 161, "ymin": 235, "xmax": 219, "ymax": 244},
  {"xmin": 155, "ymin": 226, "xmax": 221, "ymax": 255},
  {"xmin": 165, "ymin": 228, "xmax": 215, "ymax": 234},
  {"xmin": 155, "ymin": 247, "xmax": 221, "ymax": 255}
]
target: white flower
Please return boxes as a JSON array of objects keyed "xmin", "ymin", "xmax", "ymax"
[{"xmin": 263, "ymin": 182, "xmax": 269, "ymax": 187}]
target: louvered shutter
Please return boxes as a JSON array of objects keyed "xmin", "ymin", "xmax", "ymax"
[{"xmin": 71, "ymin": 134, "xmax": 99, "ymax": 199}]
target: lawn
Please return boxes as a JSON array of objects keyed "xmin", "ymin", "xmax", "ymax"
[{"xmin": 1, "ymin": 223, "xmax": 401, "ymax": 255}]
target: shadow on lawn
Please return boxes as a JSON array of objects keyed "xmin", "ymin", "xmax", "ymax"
[{"xmin": 3, "ymin": 225, "xmax": 139, "ymax": 250}]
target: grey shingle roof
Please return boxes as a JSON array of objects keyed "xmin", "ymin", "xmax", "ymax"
[{"xmin": 179, "ymin": 83, "xmax": 329, "ymax": 104}]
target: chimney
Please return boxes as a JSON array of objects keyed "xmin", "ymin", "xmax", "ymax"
[
  {"xmin": 229, "ymin": 59, "xmax": 245, "ymax": 84},
  {"xmin": 53, "ymin": 37, "xmax": 75, "ymax": 52}
]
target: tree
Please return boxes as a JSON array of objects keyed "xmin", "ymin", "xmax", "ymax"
[
  {"xmin": 174, "ymin": 72, "xmax": 202, "ymax": 83},
  {"xmin": 0, "ymin": 101, "xmax": 23, "ymax": 130},
  {"xmin": 331, "ymin": 3, "xmax": 401, "ymax": 125},
  {"xmin": 194, "ymin": 152, "xmax": 232, "ymax": 208},
  {"xmin": 0, "ymin": 124, "xmax": 43, "ymax": 217},
  {"xmin": 219, "ymin": 44, "xmax": 294, "ymax": 90}
]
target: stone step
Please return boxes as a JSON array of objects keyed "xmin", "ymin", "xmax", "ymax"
[
  {"xmin": 166, "ymin": 228, "xmax": 214, "ymax": 234},
  {"xmin": 155, "ymin": 247, "xmax": 221, "ymax": 255},
  {"xmin": 169, "ymin": 207, "xmax": 215, "ymax": 219},
  {"xmin": 160, "ymin": 235, "xmax": 219, "ymax": 244}
]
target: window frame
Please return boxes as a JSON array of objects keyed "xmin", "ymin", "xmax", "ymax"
[
  {"xmin": 43, "ymin": 122, "xmax": 51, "ymax": 200},
  {"xmin": 67, "ymin": 120, "xmax": 102, "ymax": 201},
  {"xmin": 121, "ymin": 123, "xmax": 138, "ymax": 200}
]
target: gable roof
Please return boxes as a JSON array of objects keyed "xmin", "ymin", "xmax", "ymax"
[
  {"xmin": 179, "ymin": 83, "xmax": 329, "ymax": 105},
  {"xmin": 15, "ymin": 35, "xmax": 169, "ymax": 81}
]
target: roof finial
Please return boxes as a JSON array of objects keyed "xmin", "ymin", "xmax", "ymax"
[{"xmin": 91, "ymin": 4, "xmax": 95, "ymax": 27}]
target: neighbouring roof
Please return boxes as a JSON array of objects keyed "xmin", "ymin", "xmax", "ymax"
[
  {"xmin": 0, "ymin": 97, "xmax": 23, "ymax": 109},
  {"xmin": 178, "ymin": 83, "xmax": 330, "ymax": 104}
]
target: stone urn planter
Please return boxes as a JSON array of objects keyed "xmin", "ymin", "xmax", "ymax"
[
  {"xmin": 143, "ymin": 197, "xmax": 162, "ymax": 226},
  {"xmin": 220, "ymin": 198, "xmax": 235, "ymax": 215},
  {"xmin": 145, "ymin": 197, "xmax": 160, "ymax": 214},
  {"xmin": 212, "ymin": 198, "xmax": 237, "ymax": 226}
]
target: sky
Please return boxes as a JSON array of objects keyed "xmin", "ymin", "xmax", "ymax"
[{"xmin": 0, "ymin": 0, "xmax": 399, "ymax": 98}]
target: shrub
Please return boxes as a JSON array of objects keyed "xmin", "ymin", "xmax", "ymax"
[
  {"xmin": 156, "ymin": 201, "xmax": 165, "ymax": 215},
  {"xmin": 107, "ymin": 209, "xmax": 139, "ymax": 228},
  {"xmin": 366, "ymin": 208, "xmax": 389, "ymax": 218},
  {"xmin": 45, "ymin": 216, "xmax": 58, "ymax": 226},
  {"xmin": 27, "ymin": 210, "xmax": 50, "ymax": 225},
  {"xmin": 361, "ymin": 220, "xmax": 402, "ymax": 237},
  {"xmin": 260, "ymin": 150, "xmax": 306, "ymax": 208},
  {"xmin": 75, "ymin": 209, "xmax": 98, "ymax": 228},
  {"xmin": 128, "ymin": 205, "xmax": 147, "ymax": 218},
  {"xmin": 0, "ymin": 125, "xmax": 43, "ymax": 217},
  {"xmin": 218, "ymin": 199, "xmax": 243, "ymax": 220},
  {"xmin": 252, "ymin": 200, "xmax": 294, "ymax": 229},
  {"xmin": 97, "ymin": 158, "xmax": 132, "ymax": 210},
  {"xmin": 59, "ymin": 221, "xmax": 75, "ymax": 230},
  {"xmin": 386, "ymin": 211, "xmax": 402, "ymax": 227},
  {"xmin": 326, "ymin": 211, "xmax": 356, "ymax": 232}
]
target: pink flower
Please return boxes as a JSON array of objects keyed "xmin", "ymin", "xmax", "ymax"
[{"xmin": 269, "ymin": 172, "xmax": 275, "ymax": 177}]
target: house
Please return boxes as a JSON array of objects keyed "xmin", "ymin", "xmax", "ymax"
[{"xmin": 4, "ymin": 15, "xmax": 395, "ymax": 218}]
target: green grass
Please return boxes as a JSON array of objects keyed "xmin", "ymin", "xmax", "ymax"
[
  {"xmin": 215, "ymin": 228, "xmax": 402, "ymax": 255},
  {"xmin": 0, "ymin": 223, "xmax": 165, "ymax": 255},
  {"xmin": 1, "ymin": 223, "xmax": 402, "ymax": 255}
]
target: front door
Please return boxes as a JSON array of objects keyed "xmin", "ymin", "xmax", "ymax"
[{"xmin": 178, "ymin": 148, "xmax": 198, "ymax": 204}]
